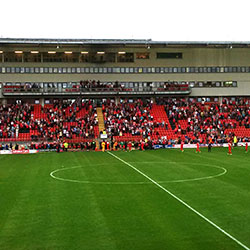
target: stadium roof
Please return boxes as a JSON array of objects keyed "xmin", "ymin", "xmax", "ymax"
[{"xmin": 1, "ymin": 38, "xmax": 250, "ymax": 47}]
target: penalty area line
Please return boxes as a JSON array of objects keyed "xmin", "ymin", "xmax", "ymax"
[{"xmin": 107, "ymin": 151, "xmax": 250, "ymax": 250}]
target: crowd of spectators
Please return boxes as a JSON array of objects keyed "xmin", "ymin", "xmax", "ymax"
[
  {"xmin": 158, "ymin": 97, "xmax": 250, "ymax": 144},
  {"xmin": 80, "ymin": 80, "xmax": 122, "ymax": 90},
  {"xmin": 103, "ymin": 99, "xmax": 167, "ymax": 138},
  {"xmin": 0, "ymin": 99, "xmax": 98, "ymax": 141},
  {"xmin": 1, "ymin": 97, "xmax": 250, "ymax": 150}
]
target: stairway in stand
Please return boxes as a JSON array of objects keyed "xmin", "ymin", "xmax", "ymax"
[
  {"xmin": 151, "ymin": 104, "xmax": 173, "ymax": 139},
  {"xmin": 96, "ymin": 107, "xmax": 106, "ymax": 150},
  {"xmin": 97, "ymin": 107, "xmax": 105, "ymax": 133}
]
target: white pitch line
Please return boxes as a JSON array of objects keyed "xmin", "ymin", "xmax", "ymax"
[
  {"xmin": 50, "ymin": 163, "xmax": 226, "ymax": 185},
  {"xmin": 107, "ymin": 151, "xmax": 250, "ymax": 250}
]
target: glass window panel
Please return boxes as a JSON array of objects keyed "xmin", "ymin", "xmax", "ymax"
[
  {"xmin": 49, "ymin": 68, "xmax": 53, "ymax": 73},
  {"xmin": 177, "ymin": 67, "xmax": 182, "ymax": 73},
  {"xmin": 232, "ymin": 81, "xmax": 237, "ymax": 87},
  {"xmin": 130, "ymin": 68, "xmax": 134, "ymax": 73},
  {"xmin": 136, "ymin": 52, "xmax": 150, "ymax": 59},
  {"xmin": 189, "ymin": 67, "xmax": 195, "ymax": 73}
]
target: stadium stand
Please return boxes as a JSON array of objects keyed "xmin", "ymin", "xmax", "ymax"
[
  {"xmin": 1, "ymin": 97, "xmax": 249, "ymax": 147},
  {"xmin": 1, "ymin": 39, "xmax": 250, "ymax": 149},
  {"xmin": 0, "ymin": 100, "xmax": 99, "ymax": 142}
]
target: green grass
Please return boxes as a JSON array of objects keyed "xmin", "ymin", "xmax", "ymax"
[{"xmin": 0, "ymin": 147, "xmax": 250, "ymax": 250}]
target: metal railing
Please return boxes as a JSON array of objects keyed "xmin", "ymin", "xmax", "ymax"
[{"xmin": 2, "ymin": 85, "xmax": 191, "ymax": 95}]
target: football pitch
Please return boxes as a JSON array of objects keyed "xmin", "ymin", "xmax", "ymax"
[{"xmin": 0, "ymin": 147, "xmax": 250, "ymax": 250}]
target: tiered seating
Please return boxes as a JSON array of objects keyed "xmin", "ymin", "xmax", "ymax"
[
  {"xmin": 150, "ymin": 104, "xmax": 172, "ymax": 139},
  {"xmin": 0, "ymin": 100, "xmax": 99, "ymax": 142},
  {"xmin": 161, "ymin": 97, "xmax": 250, "ymax": 143}
]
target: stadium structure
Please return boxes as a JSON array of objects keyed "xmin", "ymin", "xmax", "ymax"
[
  {"xmin": 1, "ymin": 38, "xmax": 250, "ymax": 250},
  {"xmin": 0, "ymin": 38, "xmax": 249, "ymax": 147}
]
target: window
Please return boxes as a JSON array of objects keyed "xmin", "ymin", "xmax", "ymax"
[
  {"xmin": 117, "ymin": 53, "xmax": 134, "ymax": 62},
  {"xmin": 223, "ymin": 81, "xmax": 237, "ymax": 87},
  {"xmin": 136, "ymin": 52, "xmax": 149, "ymax": 59},
  {"xmin": 24, "ymin": 52, "xmax": 41, "ymax": 62},
  {"xmin": 157, "ymin": 52, "xmax": 182, "ymax": 59},
  {"xmin": 4, "ymin": 52, "xmax": 23, "ymax": 62},
  {"xmin": 181, "ymin": 67, "xmax": 186, "ymax": 73}
]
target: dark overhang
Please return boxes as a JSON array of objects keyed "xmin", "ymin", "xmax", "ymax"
[{"xmin": 0, "ymin": 38, "xmax": 250, "ymax": 48}]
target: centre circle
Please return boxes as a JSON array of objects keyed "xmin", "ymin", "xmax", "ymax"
[{"xmin": 50, "ymin": 162, "xmax": 227, "ymax": 185}]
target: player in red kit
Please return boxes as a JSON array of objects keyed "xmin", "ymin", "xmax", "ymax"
[
  {"xmin": 106, "ymin": 141, "xmax": 110, "ymax": 151},
  {"xmin": 245, "ymin": 142, "xmax": 248, "ymax": 153},
  {"xmin": 180, "ymin": 141, "xmax": 184, "ymax": 152},
  {"xmin": 196, "ymin": 142, "xmax": 201, "ymax": 153},
  {"xmin": 128, "ymin": 141, "xmax": 132, "ymax": 152},
  {"xmin": 141, "ymin": 141, "xmax": 145, "ymax": 151},
  {"xmin": 228, "ymin": 142, "xmax": 232, "ymax": 155}
]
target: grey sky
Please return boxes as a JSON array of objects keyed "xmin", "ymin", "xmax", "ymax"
[{"xmin": 1, "ymin": 0, "xmax": 249, "ymax": 41}]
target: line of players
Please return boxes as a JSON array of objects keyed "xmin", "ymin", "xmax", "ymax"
[
  {"xmin": 180, "ymin": 141, "xmax": 248, "ymax": 155},
  {"xmin": 101, "ymin": 140, "xmax": 145, "ymax": 152}
]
